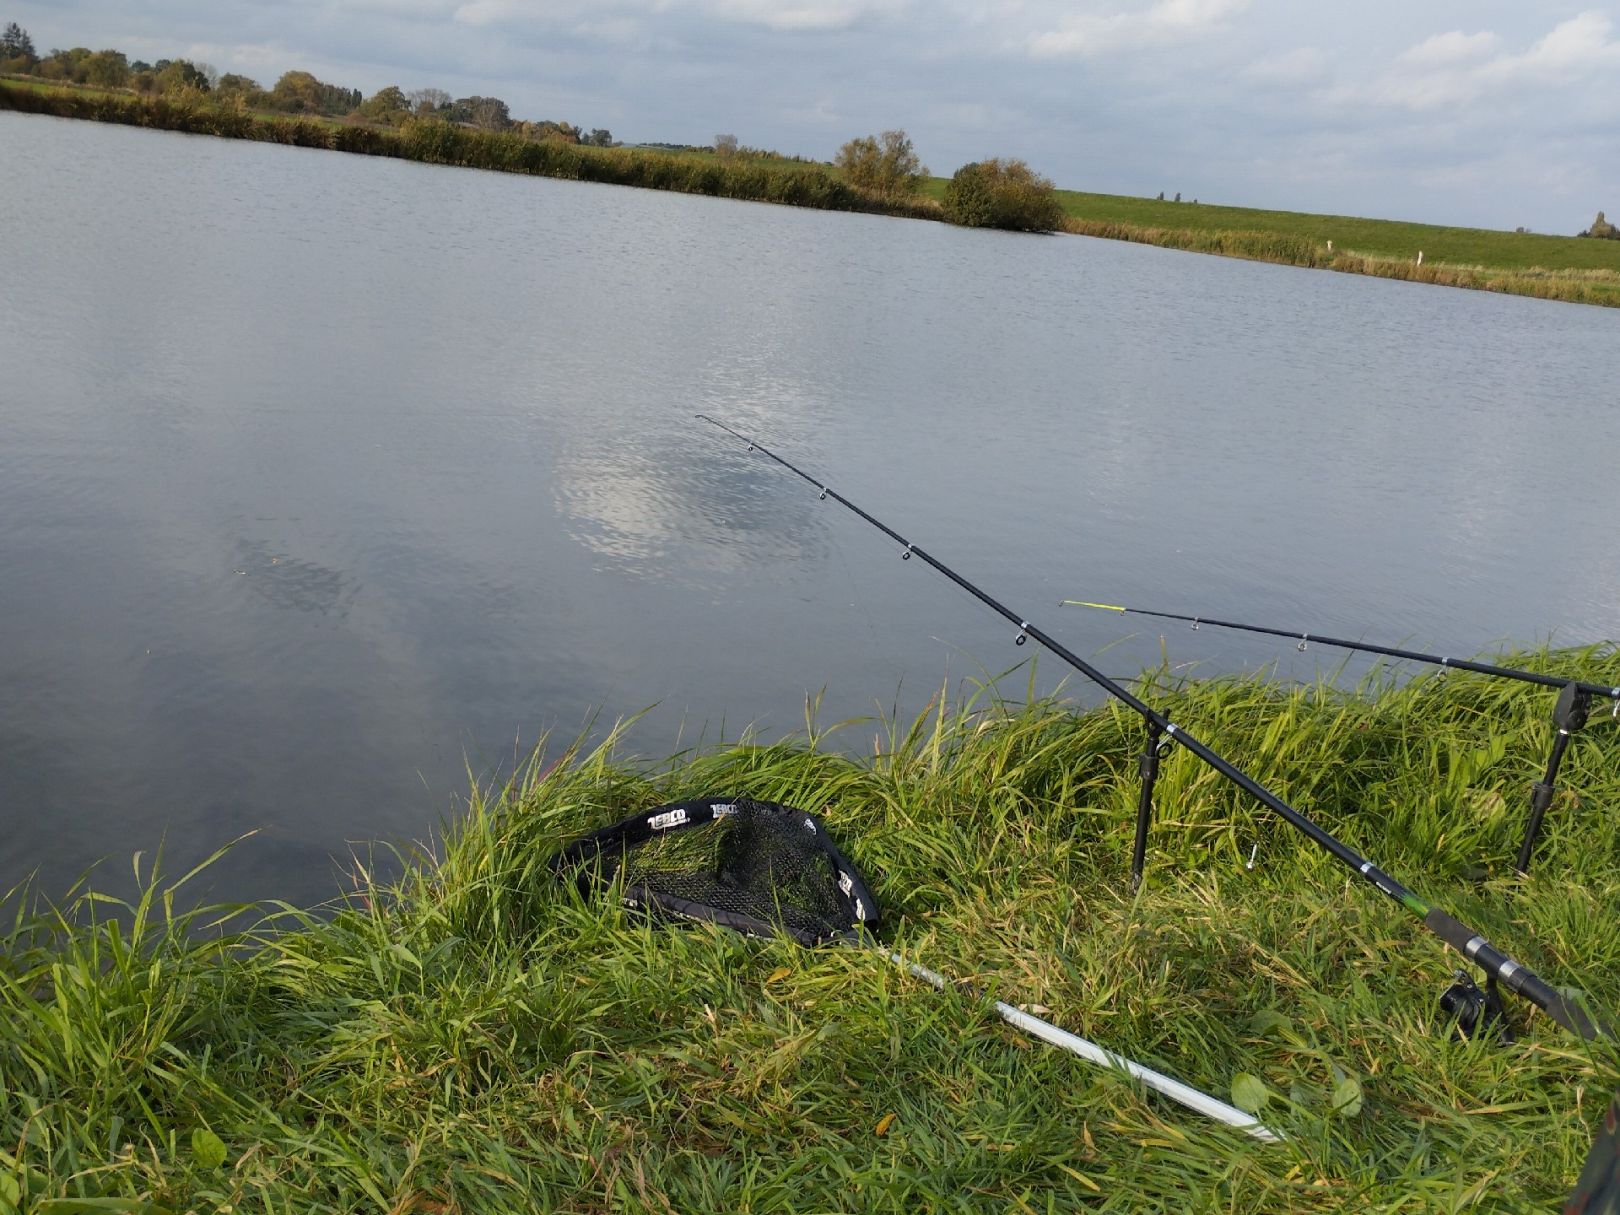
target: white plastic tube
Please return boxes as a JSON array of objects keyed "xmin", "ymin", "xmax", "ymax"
[{"xmin": 879, "ymin": 948, "xmax": 1283, "ymax": 1144}]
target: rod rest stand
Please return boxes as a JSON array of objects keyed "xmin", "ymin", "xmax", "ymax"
[
  {"xmin": 1514, "ymin": 682, "xmax": 1591, "ymax": 874},
  {"xmin": 1131, "ymin": 716, "xmax": 1166, "ymax": 889}
]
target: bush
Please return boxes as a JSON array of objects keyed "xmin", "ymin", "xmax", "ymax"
[
  {"xmin": 835, "ymin": 129, "xmax": 926, "ymax": 197},
  {"xmin": 1579, "ymin": 211, "xmax": 1619, "ymax": 240},
  {"xmin": 943, "ymin": 158, "xmax": 1064, "ymax": 232}
]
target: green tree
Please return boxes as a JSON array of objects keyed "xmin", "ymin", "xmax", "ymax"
[
  {"xmin": 39, "ymin": 47, "xmax": 92, "ymax": 82},
  {"xmin": 1, "ymin": 21, "xmax": 34, "ymax": 62},
  {"xmin": 586, "ymin": 127, "xmax": 613, "ymax": 147},
  {"xmin": 835, "ymin": 129, "xmax": 926, "ymax": 197},
  {"xmin": 360, "ymin": 84, "xmax": 411, "ymax": 123},
  {"xmin": 156, "ymin": 58, "xmax": 210, "ymax": 94},
  {"xmin": 215, "ymin": 73, "xmax": 260, "ymax": 96},
  {"xmin": 518, "ymin": 119, "xmax": 579, "ymax": 143},
  {"xmin": 271, "ymin": 69, "xmax": 321, "ymax": 111},
  {"xmin": 459, "ymin": 95, "xmax": 510, "ymax": 130},
  {"xmin": 83, "ymin": 49, "xmax": 130, "ymax": 88},
  {"xmin": 942, "ymin": 158, "xmax": 1065, "ymax": 232},
  {"xmin": 270, "ymin": 69, "xmax": 357, "ymax": 115}
]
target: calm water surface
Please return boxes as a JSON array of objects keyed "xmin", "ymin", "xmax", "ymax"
[{"xmin": 3, "ymin": 113, "xmax": 1618, "ymax": 906}]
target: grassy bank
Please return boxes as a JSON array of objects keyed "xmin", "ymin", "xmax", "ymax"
[
  {"xmin": 1044, "ymin": 191, "xmax": 1620, "ymax": 272},
  {"xmin": 918, "ymin": 177, "xmax": 1620, "ymax": 304},
  {"xmin": 9, "ymin": 79, "xmax": 1620, "ymax": 308},
  {"xmin": 0, "ymin": 80, "xmax": 933, "ymax": 220},
  {"xmin": 4, "ymin": 650, "xmax": 1620, "ymax": 1212},
  {"xmin": 1059, "ymin": 217, "xmax": 1620, "ymax": 308}
]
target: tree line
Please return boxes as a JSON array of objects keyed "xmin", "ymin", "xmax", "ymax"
[
  {"xmin": 2, "ymin": 20, "xmax": 1065, "ymax": 233},
  {"xmin": 0, "ymin": 22, "xmax": 612, "ymax": 146}
]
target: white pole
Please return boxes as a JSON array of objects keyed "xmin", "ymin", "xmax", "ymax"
[{"xmin": 878, "ymin": 948, "xmax": 1284, "ymax": 1143}]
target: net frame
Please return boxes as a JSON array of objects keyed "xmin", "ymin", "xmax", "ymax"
[{"xmin": 549, "ymin": 796, "xmax": 879, "ymax": 947}]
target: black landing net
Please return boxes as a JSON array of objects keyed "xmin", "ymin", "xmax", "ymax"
[{"xmin": 550, "ymin": 797, "xmax": 879, "ymax": 947}]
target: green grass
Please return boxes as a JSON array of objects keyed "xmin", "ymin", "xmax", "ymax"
[
  {"xmin": 1048, "ymin": 192, "xmax": 1620, "ymax": 274},
  {"xmin": 912, "ymin": 176, "xmax": 1620, "ymax": 275},
  {"xmin": 4, "ymin": 649, "xmax": 1620, "ymax": 1212}
]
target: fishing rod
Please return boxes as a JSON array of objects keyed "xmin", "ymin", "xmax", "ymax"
[
  {"xmin": 697, "ymin": 414, "xmax": 1604, "ymax": 1043},
  {"xmin": 1058, "ymin": 600, "xmax": 1620, "ymax": 703},
  {"xmin": 1060, "ymin": 598, "xmax": 1614, "ymax": 874}
]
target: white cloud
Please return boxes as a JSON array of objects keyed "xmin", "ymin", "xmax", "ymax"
[
  {"xmin": 450, "ymin": 0, "xmax": 899, "ymax": 34},
  {"xmin": 1028, "ymin": 0, "xmax": 1249, "ymax": 59},
  {"xmin": 1519, "ymin": 9, "xmax": 1619, "ymax": 72},
  {"xmin": 705, "ymin": 0, "xmax": 905, "ymax": 32},
  {"xmin": 1354, "ymin": 12, "xmax": 1620, "ymax": 111},
  {"xmin": 1396, "ymin": 30, "xmax": 1500, "ymax": 68},
  {"xmin": 453, "ymin": 0, "xmax": 669, "ymax": 30}
]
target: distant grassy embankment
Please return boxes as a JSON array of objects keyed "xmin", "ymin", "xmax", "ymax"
[
  {"xmin": 925, "ymin": 179, "xmax": 1620, "ymax": 307},
  {"xmin": 1050, "ymin": 191, "xmax": 1620, "ymax": 272},
  {"xmin": 0, "ymin": 78, "xmax": 934, "ymax": 220},
  {"xmin": 3, "ymin": 652, "xmax": 1620, "ymax": 1211},
  {"xmin": 8, "ymin": 75, "xmax": 1620, "ymax": 307},
  {"xmin": 1047, "ymin": 191, "xmax": 1620, "ymax": 306}
]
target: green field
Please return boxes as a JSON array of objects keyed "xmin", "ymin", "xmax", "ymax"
[
  {"xmin": 914, "ymin": 174, "xmax": 1620, "ymax": 275},
  {"xmin": 1052, "ymin": 192, "xmax": 1620, "ymax": 273},
  {"xmin": 4, "ymin": 652, "xmax": 1619, "ymax": 1212}
]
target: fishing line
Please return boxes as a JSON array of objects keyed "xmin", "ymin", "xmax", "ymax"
[{"xmin": 697, "ymin": 414, "xmax": 1606, "ymax": 1043}]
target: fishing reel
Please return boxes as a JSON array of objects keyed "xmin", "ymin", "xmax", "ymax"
[{"xmin": 1438, "ymin": 970, "xmax": 1512, "ymax": 1042}]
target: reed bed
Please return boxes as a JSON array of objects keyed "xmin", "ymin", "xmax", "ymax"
[
  {"xmin": 0, "ymin": 82, "xmax": 928, "ymax": 219},
  {"xmin": 3, "ymin": 648, "xmax": 1619, "ymax": 1212}
]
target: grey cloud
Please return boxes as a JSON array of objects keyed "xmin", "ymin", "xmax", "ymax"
[{"xmin": 1242, "ymin": 46, "xmax": 1328, "ymax": 87}]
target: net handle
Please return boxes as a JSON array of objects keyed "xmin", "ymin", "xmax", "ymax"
[
  {"xmin": 873, "ymin": 944, "xmax": 1284, "ymax": 1143},
  {"xmin": 549, "ymin": 797, "xmax": 736, "ymax": 882}
]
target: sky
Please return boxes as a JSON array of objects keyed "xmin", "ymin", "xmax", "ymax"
[{"xmin": 10, "ymin": 0, "xmax": 1620, "ymax": 233}]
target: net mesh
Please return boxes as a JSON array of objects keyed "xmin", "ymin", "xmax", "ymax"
[{"xmin": 601, "ymin": 799, "xmax": 853, "ymax": 941}]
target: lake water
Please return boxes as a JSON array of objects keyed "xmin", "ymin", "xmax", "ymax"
[{"xmin": 3, "ymin": 112, "xmax": 1618, "ymax": 908}]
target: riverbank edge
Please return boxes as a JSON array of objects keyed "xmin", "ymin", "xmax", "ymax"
[
  {"xmin": 5, "ymin": 79, "xmax": 1619, "ymax": 310},
  {"xmin": 3, "ymin": 648, "xmax": 1619, "ymax": 1209},
  {"xmin": 9, "ymin": 78, "xmax": 1620, "ymax": 314},
  {"xmin": 1065, "ymin": 217, "xmax": 1620, "ymax": 307},
  {"xmin": 0, "ymin": 79, "xmax": 938, "ymax": 222}
]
